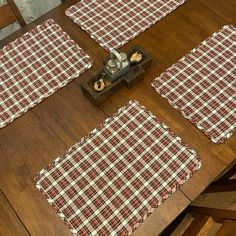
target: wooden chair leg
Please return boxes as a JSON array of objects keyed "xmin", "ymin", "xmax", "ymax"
[
  {"xmin": 182, "ymin": 213, "xmax": 215, "ymax": 236},
  {"xmin": 7, "ymin": 0, "xmax": 26, "ymax": 27}
]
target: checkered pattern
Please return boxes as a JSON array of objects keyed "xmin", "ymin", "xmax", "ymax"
[
  {"xmin": 35, "ymin": 100, "xmax": 202, "ymax": 236},
  {"xmin": 0, "ymin": 19, "xmax": 93, "ymax": 128},
  {"xmin": 65, "ymin": 0, "xmax": 186, "ymax": 51},
  {"xmin": 152, "ymin": 25, "xmax": 236, "ymax": 144}
]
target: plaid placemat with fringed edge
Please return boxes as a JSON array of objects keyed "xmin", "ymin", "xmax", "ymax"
[
  {"xmin": 0, "ymin": 19, "xmax": 93, "ymax": 128},
  {"xmin": 35, "ymin": 100, "xmax": 202, "ymax": 236},
  {"xmin": 152, "ymin": 25, "xmax": 236, "ymax": 144},
  {"xmin": 65, "ymin": 0, "xmax": 186, "ymax": 51}
]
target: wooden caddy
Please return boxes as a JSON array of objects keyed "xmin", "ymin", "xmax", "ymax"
[{"xmin": 81, "ymin": 46, "xmax": 153, "ymax": 105}]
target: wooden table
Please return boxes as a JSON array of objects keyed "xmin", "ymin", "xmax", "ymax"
[{"xmin": 0, "ymin": 0, "xmax": 235, "ymax": 235}]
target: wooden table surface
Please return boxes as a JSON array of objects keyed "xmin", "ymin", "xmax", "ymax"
[{"xmin": 0, "ymin": 0, "xmax": 235, "ymax": 235}]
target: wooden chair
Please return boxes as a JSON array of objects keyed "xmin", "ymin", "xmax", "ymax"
[
  {"xmin": 0, "ymin": 0, "xmax": 26, "ymax": 30},
  {"xmin": 161, "ymin": 206, "xmax": 236, "ymax": 236},
  {"xmin": 161, "ymin": 163, "xmax": 236, "ymax": 235}
]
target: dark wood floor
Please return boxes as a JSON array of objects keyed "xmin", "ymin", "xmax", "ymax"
[{"xmin": 0, "ymin": 0, "xmax": 235, "ymax": 235}]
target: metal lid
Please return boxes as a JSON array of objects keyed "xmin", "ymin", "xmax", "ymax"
[
  {"xmin": 108, "ymin": 59, "xmax": 117, "ymax": 68},
  {"xmin": 120, "ymin": 52, "xmax": 127, "ymax": 61}
]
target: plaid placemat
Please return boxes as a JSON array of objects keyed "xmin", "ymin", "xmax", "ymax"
[
  {"xmin": 0, "ymin": 19, "xmax": 93, "ymax": 128},
  {"xmin": 152, "ymin": 25, "xmax": 236, "ymax": 144},
  {"xmin": 35, "ymin": 100, "xmax": 202, "ymax": 236},
  {"xmin": 65, "ymin": 0, "xmax": 186, "ymax": 51}
]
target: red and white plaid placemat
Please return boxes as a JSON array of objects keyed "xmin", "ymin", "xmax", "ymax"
[
  {"xmin": 65, "ymin": 0, "xmax": 186, "ymax": 51},
  {"xmin": 152, "ymin": 25, "xmax": 236, "ymax": 144},
  {"xmin": 0, "ymin": 19, "xmax": 93, "ymax": 128},
  {"xmin": 35, "ymin": 100, "xmax": 202, "ymax": 236}
]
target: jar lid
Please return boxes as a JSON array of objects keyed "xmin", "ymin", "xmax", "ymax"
[
  {"xmin": 108, "ymin": 59, "xmax": 117, "ymax": 68},
  {"xmin": 120, "ymin": 52, "xmax": 127, "ymax": 61}
]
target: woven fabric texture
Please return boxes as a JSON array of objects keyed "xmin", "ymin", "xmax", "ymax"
[
  {"xmin": 152, "ymin": 25, "xmax": 236, "ymax": 144},
  {"xmin": 0, "ymin": 19, "xmax": 93, "ymax": 128},
  {"xmin": 65, "ymin": 0, "xmax": 186, "ymax": 51},
  {"xmin": 35, "ymin": 100, "xmax": 202, "ymax": 236}
]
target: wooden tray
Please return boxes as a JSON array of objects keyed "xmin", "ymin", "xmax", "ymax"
[{"xmin": 81, "ymin": 46, "xmax": 152, "ymax": 105}]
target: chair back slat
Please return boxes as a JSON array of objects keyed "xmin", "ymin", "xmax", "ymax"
[{"xmin": 0, "ymin": 0, "xmax": 26, "ymax": 30}]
